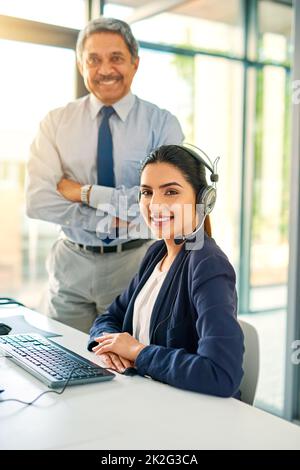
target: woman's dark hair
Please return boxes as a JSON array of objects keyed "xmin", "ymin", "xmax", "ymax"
[{"xmin": 140, "ymin": 145, "xmax": 212, "ymax": 236}]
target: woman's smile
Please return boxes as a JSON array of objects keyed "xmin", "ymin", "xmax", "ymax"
[{"xmin": 150, "ymin": 213, "xmax": 175, "ymax": 228}]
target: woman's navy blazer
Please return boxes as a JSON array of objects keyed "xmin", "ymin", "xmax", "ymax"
[{"xmin": 88, "ymin": 234, "xmax": 244, "ymax": 398}]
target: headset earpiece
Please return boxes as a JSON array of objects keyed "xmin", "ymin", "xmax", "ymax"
[
  {"xmin": 197, "ymin": 186, "xmax": 216, "ymax": 214},
  {"xmin": 175, "ymin": 144, "xmax": 218, "ymax": 215}
]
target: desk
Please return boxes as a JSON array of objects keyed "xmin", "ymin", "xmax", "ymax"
[{"xmin": 1, "ymin": 306, "xmax": 300, "ymax": 450}]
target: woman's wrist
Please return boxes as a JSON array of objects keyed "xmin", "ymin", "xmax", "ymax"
[{"xmin": 133, "ymin": 343, "xmax": 146, "ymax": 363}]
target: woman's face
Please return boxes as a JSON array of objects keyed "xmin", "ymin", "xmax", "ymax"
[{"xmin": 139, "ymin": 162, "xmax": 197, "ymax": 240}]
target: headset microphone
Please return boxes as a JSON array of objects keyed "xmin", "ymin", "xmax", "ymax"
[{"xmin": 174, "ymin": 207, "xmax": 209, "ymax": 245}]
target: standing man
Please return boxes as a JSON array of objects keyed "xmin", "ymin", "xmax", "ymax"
[{"xmin": 26, "ymin": 17, "xmax": 184, "ymax": 332}]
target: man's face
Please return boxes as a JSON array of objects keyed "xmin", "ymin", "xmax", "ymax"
[{"xmin": 78, "ymin": 32, "xmax": 139, "ymax": 105}]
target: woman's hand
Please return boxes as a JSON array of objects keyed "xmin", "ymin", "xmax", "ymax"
[
  {"xmin": 99, "ymin": 352, "xmax": 134, "ymax": 373},
  {"xmin": 92, "ymin": 332, "xmax": 146, "ymax": 363},
  {"xmin": 57, "ymin": 178, "xmax": 82, "ymax": 202}
]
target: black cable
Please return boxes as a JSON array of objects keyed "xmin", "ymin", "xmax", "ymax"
[
  {"xmin": 0, "ymin": 297, "xmax": 24, "ymax": 307},
  {"xmin": 0, "ymin": 365, "xmax": 80, "ymax": 405},
  {"xmin": 0, "ymin": 363, "xmax": 111, "ymax": 406}
]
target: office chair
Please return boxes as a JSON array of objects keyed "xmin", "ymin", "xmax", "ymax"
[{"xmin": 238, "ymin": 319, "xmax": 260, "ymax": 405}]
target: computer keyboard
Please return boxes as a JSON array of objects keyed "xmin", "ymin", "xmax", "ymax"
[{"xmin": 0, "ymin": 333, "xmax": 115, "ymax": 388}]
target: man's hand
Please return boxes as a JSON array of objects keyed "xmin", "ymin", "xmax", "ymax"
[
  {"xmin": 110, "ymin": 217, "xmax": 130, "ymax": 228},
  {"xmin": 92, "ymin": 332, "xmax": 146, "ymax": 363},
  {"xmin": 57, "ymin": 178, "xmax": 82, "ymax": 202}
]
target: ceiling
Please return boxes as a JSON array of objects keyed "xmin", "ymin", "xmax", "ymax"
[{"xmin": 107, "ymin": 0, "xmax": 292, "ymax": 35}]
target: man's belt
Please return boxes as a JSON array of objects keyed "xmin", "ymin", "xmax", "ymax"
[{"xmin": 66, "ymin": 238, "xmax": 148, "ymax": 254}]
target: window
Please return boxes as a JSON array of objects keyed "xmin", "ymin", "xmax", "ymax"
[
  {"xmin": 250, "ymin": 66, "xmax": 290, "ymax": 308},
  {"xmin": 105, "ymin": 0, "xmax": 243, "ymax": 56},
  {"xmin": 132, "ymin": 49, "xmax": 194, "ymax": 141},
  {"xmin": 193, "ymin": 56, "xmax": 243, "ymax": 268},
  {"xmin": 243, "ymin": 63, "xmax": 291, "ymax": 415},
  {"xmin": 0, "ymin": 39, "xmax": 76, "ymax": 308},
  {"xmin": 0, "ymin": 0, "xmax": 86, "ymax": 29},
  {"xmin": 104, "ymin": 2, "xmax": 133, "ymax": 20},
  {"xmin": 258, "ymin": 0, "xmax": 292, "ymax": 63}
]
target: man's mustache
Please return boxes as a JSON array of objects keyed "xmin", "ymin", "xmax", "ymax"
[{"xmin": 95, "ymin": 74, "xmax": 122, "ymax": 83}]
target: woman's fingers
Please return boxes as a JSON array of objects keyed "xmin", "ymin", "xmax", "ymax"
[
  {"xmin": 95, "ymin": 334, "xmax": 115, "ymax": 342},
  {"xmin": 92, "ymin": 332, "xmax": 142, "ymax": 362},
  {"xmin": 108, "ymin": 353, "xmax": 125, "ymax": 373},
  {"xmin": 118, "ymin": 356, "xmax": 133, "ymax": 369},
  {"xmin": 94, "ymin": 344, "xmax": 112, "ymax": 355},
  {"xmin": 92, "ymin": 339, "xmax": 113, "ymax": 353},
  {"xmin": 109, "ymin": 354, "xmax": 135, "ymax": 372},
  {"xmin": 97, "ymin": 352, "xmax": 134, "ymax": 373},
  {"xmin": 99, "ymin": 353, "xmax": 115, "ymax": 370}
]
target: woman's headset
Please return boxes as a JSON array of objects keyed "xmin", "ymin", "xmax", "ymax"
[
  {"xmin": 175, "ymin": 144, "xmax": 219, "ymax": 215},
  {"xmin": 138, "ymin": 144, "xmax": 219, "ymax": 216}
]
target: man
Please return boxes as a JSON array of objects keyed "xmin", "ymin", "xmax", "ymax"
[{"xmin": 26, "ymin": 17, "xmax": 184, "ymax": 333}]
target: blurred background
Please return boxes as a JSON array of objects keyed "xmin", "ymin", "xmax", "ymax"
[{"xmin": 0, "ymin": 0, "xmax": 295, "ymax": 418}]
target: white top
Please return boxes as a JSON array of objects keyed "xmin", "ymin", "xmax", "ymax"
[{"xmin": 132, "ymin": 259, "xmax": 168, "ymax": 345}]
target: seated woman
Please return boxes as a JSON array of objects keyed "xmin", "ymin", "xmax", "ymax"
[{"xmin": 88, "ymin": 145, "xmax": 244, "ymax": 398}]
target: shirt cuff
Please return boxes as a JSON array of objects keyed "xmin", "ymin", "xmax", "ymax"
[{"xmin": 89, "ymin": 185, "xmax": 114, "ymax": 210}]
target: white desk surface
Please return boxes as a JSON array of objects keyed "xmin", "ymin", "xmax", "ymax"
[{"xmin": 1, "ymin": 306, "xmax": 300, "ymax": 450}]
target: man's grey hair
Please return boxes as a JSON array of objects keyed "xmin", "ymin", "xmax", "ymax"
[{"xmin": 76, "ymin": 17, "xmax": 139, "ymax": 63}]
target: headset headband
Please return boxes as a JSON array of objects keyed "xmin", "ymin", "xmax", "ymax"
[{"xmin": 176, "ymin": 144, "xmax": 219, "ymax": 184}]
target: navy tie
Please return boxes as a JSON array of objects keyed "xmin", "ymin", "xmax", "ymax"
[{"xmin": 97, "ymin": 106, "xmax": 115, "ymax": 187}]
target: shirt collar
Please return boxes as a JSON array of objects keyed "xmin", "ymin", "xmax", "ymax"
[{"xmin": 89, "ymin": 91, "xmax": 135, "ymax": 122}]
